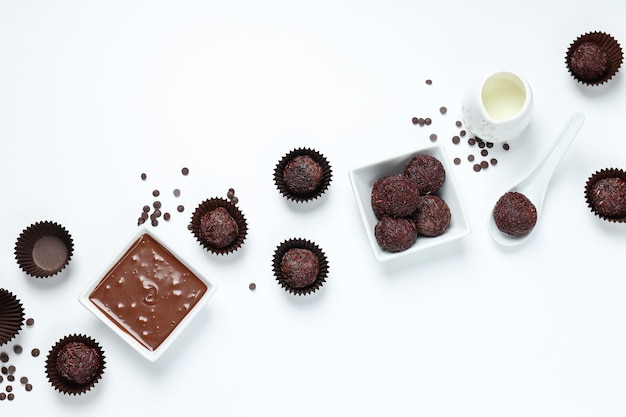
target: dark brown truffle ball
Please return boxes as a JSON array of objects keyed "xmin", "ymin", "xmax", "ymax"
[
  {"xmin": 413, "ymin": 195, "xmax": 451, "ymax": 237},
  {"xmin": 371, "ymin": 175, "xmax": 420, "ymax": 218},
  {"xmin": 403, "ymin": 154, "xmax": 446, "ymax": 195},
  {"xmin": 589, "ymin": 177, "xmax": 626, "ymax": 218},
  {"xmin": 569, "ymin": 42, "xmax": 608, "ymax": 82},
  {"xmin": 283, "ymin": 155, "xmax": 323, "ymax": 195},
  {"xmin": 200, "ymin": 207, "xmax": 239, "ymax": 248},
  {"xmin": 56, "ymin": 342, "xmax": 101, "ymax": 385},
  {"xmin": 374, "ymin": 216, "xmax": 417, "ymax": 252},
  {"xmin": 280, "ymin": 248, "xmax": 319, "ymax": 289},
  {"xmin": 493, "ymin": 191, "xmax": 537, "ymax": 236}
]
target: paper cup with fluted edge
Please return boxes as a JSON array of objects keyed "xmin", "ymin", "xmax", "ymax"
[
  {"xmin": 274, "ymin": 148, "xmax": 333, "ymax": 203},
  {"xmin": 272, "ymin": 238, "xmax": 329, "ymax": 296},
  {"xmin": 190, "ymin": 198, "xmax": 248, "ymax": 255},
  {"xmin": 566, "ymin": 31, "xmax": 623, "ymax": 86},
  {"xmin": 14, "ymin": 221, "xmax": 74, "ymax": 278},
  {"xmin": 584, "ymin": 168, "xmax": 626, "ymax": 223},
  {"xmin": 0, "ymin": 289, "xmax": 25, "ymax": 346}
]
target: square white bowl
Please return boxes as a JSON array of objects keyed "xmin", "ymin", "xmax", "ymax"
[
  {"xmin": 348, "ymin": 143, "xmax": 471, "ymax": 262},
  {"xmin": 79, "ymin": 226, "xmax": 217, "ymax": 361}
]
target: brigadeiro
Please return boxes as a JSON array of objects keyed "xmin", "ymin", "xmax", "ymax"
[
  {"xmin": 403, "ymin": 154, "xmax": 446, "ymax": 195},
  {"xmin": 371, "ymin": 175, "xmax": 420, "ymax": 218},
  {"xmin": 272, "ymin": 238, "xmax": 329, "ymax": 296},
  {"xmin": 585, "ymin": 168, "xmax": 626, "ymax": 222},
  {"xmin": 0, "ymin": 289, "xmax": 25, "ymax": 346},
  {"xmin": 493, "ymin": 191, "xmax": 538, "ymax": 236},
  {"xmin": 14, "ymin": 221, "xmax": 74, "ymax": 278},
  {"xmin": 274, "ymin": 148, "xmax": 332, "ymax": 202},
  {"xmin": 566, "ymin": 31, "xmax": 623, "ymax": 86},
  {"xmin": 45, "ymin": 334, "xmax": 105, "ymax": 395},
  {"xmin": 413, "ymin": 194, "xmax": 451, "ymax": 237},
  {"xmin": 190, "ymin": 198, "xmax": 248, "ymax": 255},
  {"xmin": 374, "ymin": 216, "xmax": 417, "ymax": 252}
]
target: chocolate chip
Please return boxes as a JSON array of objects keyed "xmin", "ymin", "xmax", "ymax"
[
  {"xmin": 452, "ymin": 136, "xmax": 460, "ymax": 144},
  {"xmin": 19, "ymin": 377, "xmax": 27, "ymax": 384},
  {"xmin": 0, "ymin": 392, "xmax": 5, "ymax": 400},
  {"xmin": 143, "ymin": 205, "xmax": 150, "ymax": 213},
  {"xmin": 473, "ymin": 164, "xmax": 481, "ymax": 172},
  {"xmin": 486, "ymin": 142, "xmax": 494, "ymax": 148},
  {"xmin": 478, "ymin": 141, "xmax": 485, "ymax": 149},
  {"xmin": 173, "ymin": 189, "xmax": 181, "ymax": 197},
  {"xmin": 7, "ymin": 375, "xmax": 14, "ymax": 382},
  {"xmin": 141, "ymin": 173, "xmax": 147, "ymax": 180},
  {"xmin": 141, "ymin": 212, "xmax": 148, "ymax": 220},
  {"xmin": 6, "ymin": 385, "xmax": 12, "ymax": 392},
  {"xmin": 503, "ymin": 143, "xmax": 510, "ymax": 150},
  {"xmin": 249, "ymin": 283, "xmax": 256, "ymax": 290},
  {"xmin": 439, "ymin": 106, "xmax": 447, "ymax": 114},
  {"xmin": 25, "ymin": 318, "xmax": 34, "ymax": 326},
  {"xmin": 455, "ymin": 120, "xmax": 462, "ymax": 128},
  {"xmin": 25, "ymin": 384, "xmax": 32, "ymax": 392},
  {"xmin": 0, "ymin": 353, "xmax": 8, "ymax": 363},
  {"xmin": 425, "ymin": 79, "xmax": 432, "ymax": 85},
  {"xmin": 227, "ymin": 188, "xmax": 235, "ymax": 199},
  {"xmin": 411, "ymin": 117, "xmax": 419, "ymax": 125},
  {"xmin": 1, "ymin": 367, "xmax": 7, "ymax": 374},
  {"xmin": 181, "ymin": 167, "xmax": 190, "ymax": 175},
  {"xmin": 424, "ymin": 118, "xmax": 432, "ymax": 125},
  {"xmin": 187, "ymin": 224, "xmax": 193, "ymax": 230},
  {"xmin": 8, "ymin": 366, "xmax": 15, "ymax": 374},
  {"xmin": 30, "ymin": 349, "xmax": 39, "ymax": 357},
  {"xmin": 460, "ymin": 130, "xmax": 466, "ymax": 137},
  {"xmin": 429, "ymin": 134, "xmax": 437, "ymax": 142},
  {"xmin": 480, "ymin": 161, "xmax": 489, "ymax": 169},
  {"xmin": 481, "ymin": 149, "xmax": 488, "ymax": 157},
  {"xmin": 151, "ymin": 219, "xmax": 158, "ymax": 227},
  {"xmin": 12, "ymin": 346, "xmax": 21, "ymax": 355},
  {"xmin": 164, "ymin": 212, "xmax": 171, "ymax": 221},
  {"xmin": 468, "ymin": 155, "xmax": 475, "ymax": 162},
  {"xmin": 230, "ymin": 196, "xmax": 239, "ymax": 205},
  {"xmin": 177, "ymin": 205, "xmax": 185, "ymax": 212},
  {"xmin": 152, "ymin": 189, "xmax": 160, "ymax": 197},
  {"xmin": 418, "ymin": 118, "xmax": 425, "ymax": 126},
  {"xmin": 468, "ymin": 138, "xmax": 476, "ymax": 146},
  {"xmin": 491, "ymin": 158, "xmax": 498, "ymax": 165},
  {"xmin": 137, "ymin": 218, "xmax": 145, "ymax": 226},
  {"xmin": 0, "ymin": 375, "xmax": 3, "ymax": 383},
  {"xmin": 453, "ymin": 157, "xmax": 461, "ymax": 165},
  {"xmin": 7, "ymin": 393, "xmax": 14, "ymax": 401},
  {"xmin": 153, "ymin": 201, "xmax": 161, "ymax": 209}
]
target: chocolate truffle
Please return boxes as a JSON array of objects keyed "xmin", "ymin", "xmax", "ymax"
[
  {"xmin": 283, "ymin": 155, "xmax": 323, "ymax": 195},
  {"xmin": 568, "ymin": 41, "xmax": 608, "ymax": 82},
  {"xmin": 375, "ymin": 216, "xmax": 418, "ymax": 252},
  {"xmin": 493, "ymin": 191, "xmax": 537, "ymax": 236},
  {"xmin": 413, "ymin": 194, "xmax": 451, "ymax": 237},
  {"xmin": 274, "ymin": 148, "xmax": 333, "ymax": 202},
  {"xmin": 45, "ymin": 334, "xmax": 105, "ymax": 395},
  {"xmin": 403, "ymin": 154, "xmax": 446, "ymax": 195},
  {"xmin": 588, "ymin": 176, "xmax": 626, "ymax": 218},
  {"xmin": 200, "ymin": 207, "xmax": 239, "ymax": 248},
  {"xmin": 371, "ymin": 175, "xmax": 420, "ymax": 218},
  {"xmin": 280, "ymin": 248, "xmax": 319, "ymax": 289},
  {"xmin": 56, "ymin": 342, "xmax": 101, "ymax": 385}
]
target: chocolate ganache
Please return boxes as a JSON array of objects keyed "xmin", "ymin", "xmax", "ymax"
[{"xmin": 89, "ymin": 234, "xmax": 207, "ymax": 351}]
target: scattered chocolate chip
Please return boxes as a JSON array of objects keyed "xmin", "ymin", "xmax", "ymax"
[
  {"xmin": 177, "ymin": 205, "xmax": 185, "ymax": 212},
  {"xmin": 227, "ymin": 188, "xmax": 235, "ymax": 199},
  {"xmin": 230, "ymin": 196, "xmax": 239, "ymax": 205},
  {"xmin": 25, "ymin": 384, "xmax": 32, "ymax": 392},
  {"xmin": 13, "ymin": 346, "xmax": 21, "ymax": 355},
  {"xmin": 7, "ymin": 393, "xmax": 14, "ymax": 400},
  {"xmin": 0, "ymin": 393, "xmax": 5, "ymax": 400},
  {"xmin": 153, "ymin": 201, "xmax": 161, "ymax": 209},
  {"xmin": 455, "ymin": 120, "xmax": 462, "ymax": 127},
  {"xmin": 486, "ymin": 142, "xmax": 494, "ymax": 148},
  {"xmin": 187, "ymin": 223, "xmax": 193, "ymax": 230},
  {"xmin": 0, "ymin": 353, "xmax": 8, "ymax": 363},
  {"xmin": 473, "ymin": 164, "xmax": 481, "ymax": 172},
  {"xmin": 141, "ymin": 212, "xmax": 148, "ymax": 220},
  {"xmin": 468, "ymin": 155, "xmax": 475, "ymax": 162},
  {"xmin": 453, "ymin": 158, "xmax": 461, "ymax": 165},
  {"xmin": 152, "ymin": 189, "xmax": 160, "ymax": 197},
  {"xmin": 439, "ymin": 106, "xmax": 447, "ymax": 114},
  {"xmin": 137, "ymin": 218, "xmax": 145, "ymax": 226},
  {"xmin": 452, "ymin": 136, "xmax": 460, "ymax": 144},
  {"xmin": 249, "ymin": 283, "xmax": 256, "ymax": 290},
  {"xmin": 503, "ymin": 143, "xmax": 510, "ymax": 150},
  {"xmin": 468, "ymin": 138, "xmax": 476, "ymax": 146},
  {"xmin": 8, "ymin": 366, "xmax": 15, "ymax": 374},
  {"xmin": 478, "ymin": 141, "xmax": 485, "ymax": 149},
  {"xmin": 491, "ymin": 158, "xmax": 498, "ymax": 165},
  {"xmin": 411, "ymin": 117, "xmax": 419, "ymax": 125},
  {"xmin": 173, "ymin": 189, "xmax": 181, "ymax": 197},
  {"xmin": 31, "ymin": 349, "xmax": 39, "ymax": 357},
  {"xmin": 1, "ymin": 367, "xmax": 6, "ymax": 374},
  {"xmin": 19, "ymin": 377, "xmax": 27, "ymax": 384},
  {"xmin": 418, "ymin": 117, "xmax": 425, "ymax": 126},
  {"xmin": 151, "ymin": 219, "xmax": 158, "ymax": 227},
  {"xmin": 481, "ymin": 149, "xmax": 488, "ymax": 157},
  {"xmin": 0, "ymin": 375, "xmax": 3, "ymax": 383},
  {"xmin": 460, "ymin": 130, "xmax": 466, "ymax": 137},
  {"xmin": 429, "ymin": 134, "xmax": 438, "ymax": 142},
  {"xmin": 480, "ymin": 161, "xmax": 489, "ymax": 169},
  {"xmin": 425, "ymin": 79, "xmax": 432, "ymax": 85},
  {"xmin": 424, "ymin": 118, "xmax": 432, "ymax": 125},
  {"xmin": 143, "ymin": 205, "xmax": 150, "ymax": 213},
  {"xmin": 141, "ymin": 173, "xmax": 147, "ymax": 180},
  {"xmin": 181, "ymin": 167, "xmax": 190, "ymax": 175},
  {"xmin": 163, "ymin": 212, "xmax": 171, "ymax": 221},
  {"xmin": 6, "ymin": 385, "xmax": 12, "ymax": 392},
  {"xmin": 7, "ymin": 375, "xmax": 14, "ymax": 382},
  {"xmin": 25, "ymin": 318, "xmax": 34, "ymax": 326}
]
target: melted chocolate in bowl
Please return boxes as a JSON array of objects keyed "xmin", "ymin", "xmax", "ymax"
[{"xmin": 89, "ymin": 234, "xmax": 207, "ymax": 351}]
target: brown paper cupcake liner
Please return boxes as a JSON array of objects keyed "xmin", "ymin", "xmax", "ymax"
[
  {"xmin": 190, "ymin": 198, "xmax": 248, "ymax": 255},
  {"xmin": 45, "ymin": 334, "xmax": 106, "ymax": 396},
  {"xmin": 584, "ymin": 168, "xmax": 626, "ymax": 223},
  {"xmin": 14, "ymin": 221, "xmax": 74, "ymax": 278},
  {"xmin": 0, "ymin": 289, "xmax": 25, "ymax": 346},
  {"xmin": 566, "ymin": 31, "xmax": 623, "ymax": 86},
  {"xmin": 272, "ymin": 238, "xmax": 329, "ymax": 296},
  {"xmin": 274, "ymin": 147, "xmax": 333, "ymax": 203}
]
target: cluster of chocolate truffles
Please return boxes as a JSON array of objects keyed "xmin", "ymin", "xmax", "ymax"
[{"xmin": 371, "ymin": 154, "xmax": 451, "ymax": 252}]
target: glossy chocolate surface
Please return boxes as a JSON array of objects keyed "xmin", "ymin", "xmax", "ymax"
[{"xmin": 89, "ymin": 234, "xmax": 207, "ymax": 351}]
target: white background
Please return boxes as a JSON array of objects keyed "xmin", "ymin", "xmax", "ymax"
[{"xmin": 1, "ymin": 1, "xmax": 626, "ymax": 416}]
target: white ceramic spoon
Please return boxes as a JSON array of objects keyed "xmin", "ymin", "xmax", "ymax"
[{"xmin": 488, "ymin": 112, "xmax": 585, "ymax": 246}]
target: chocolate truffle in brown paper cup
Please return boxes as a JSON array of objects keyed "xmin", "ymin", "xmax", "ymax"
[
  {"xmin": 45, "ymin": 334, "xmax": 106, "ymax": 395},
  {"xmin": 0, "ymin": 289, "xmax": 25, "ymax": 346},
  {"xmin": 584, "ymin": 168, "xmax": 626, "ymax": 223},
  {"xmin": 566, "ymin": 31, "xmax": 623, "ymax": 86},
  {"xmin": 190, "ymin": 198, "xmax": 248, "ymax": 255},
  {"xmin": 14, "ymin": 221, "xmax": 74, "ymax": 278},
  {"xmin": 274, "ymin": 148, "xmax": 333, "ymax": 202},
  {"xmin": 272, "ymin": 238, "xmax": 329, "ymax": 296}
]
